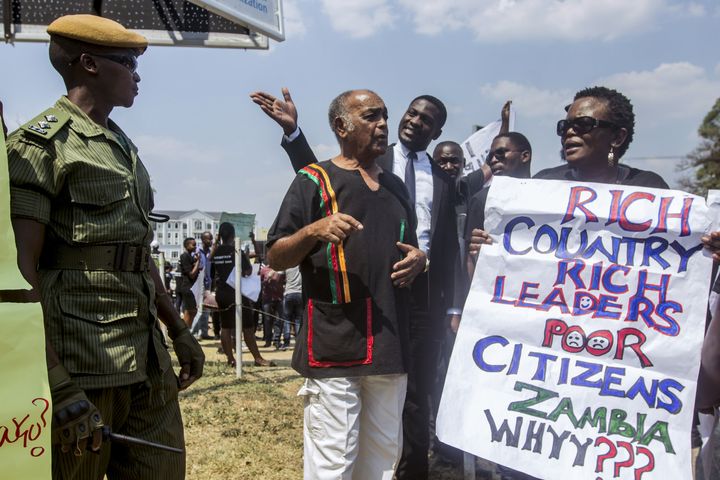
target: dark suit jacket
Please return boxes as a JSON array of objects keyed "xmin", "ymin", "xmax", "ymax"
[{"xmin": 281, "ymin": 130, "xmax": 458, "ymax": 326}]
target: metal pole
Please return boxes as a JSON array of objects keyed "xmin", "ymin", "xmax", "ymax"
[
  {"xmin": 463, "ymin": 452, "xmax": 476, "ymax": 480},
  {"xmin": 3, "ymin": 0, "xmax": 12, "ymax": 43},
  {"xmin": 158, "ymin": 252, "xmax": 168, "ymax": 341},
  {"xmin": 234, "ymin": 237, "xmax": 242, "ymax": 378}
]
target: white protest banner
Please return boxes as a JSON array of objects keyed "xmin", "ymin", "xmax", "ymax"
[
  {"xmin": 437, "ymin": 177, "xmax": 715, "ymax": 479},
  {"xmin": 191, "ymin": 266, "xmax": 205, "ymax": 307},
  {"xmin": 460, "ymin": 109, "xmax": 515, "ymax": 177},
  {"xmin": 226, "ymin": 263, "xmax": 261, "ymax": 302}
]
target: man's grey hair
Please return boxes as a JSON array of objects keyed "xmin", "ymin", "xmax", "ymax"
[{"xmin": 328, "ymin": 90, "xmax": 356, "ymax": 137}]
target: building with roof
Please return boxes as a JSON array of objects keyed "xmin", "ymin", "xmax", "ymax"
[{"xmin": 151, "ymin": 209, "xmax": 222, "ymax": 263}]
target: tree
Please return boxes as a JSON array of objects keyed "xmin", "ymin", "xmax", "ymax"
[{"xmin": 679, "ymin": 98, "xmax": 720, "ymax": 196}]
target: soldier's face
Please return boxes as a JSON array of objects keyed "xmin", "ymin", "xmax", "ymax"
[{"xmin": 93, "ymin": 49, "xmax": 141, "ymax": 108}]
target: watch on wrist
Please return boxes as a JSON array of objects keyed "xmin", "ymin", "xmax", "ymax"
[{"xmin": 446, "ymin": 308, "xmax": 462, "ymax": 316}]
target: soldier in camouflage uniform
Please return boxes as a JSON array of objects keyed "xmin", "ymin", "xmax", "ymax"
[{"xmin": 7, "ymin": 14, "xmax": 204, "ymax": 479}]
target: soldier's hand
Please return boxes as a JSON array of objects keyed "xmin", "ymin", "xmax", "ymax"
[
  {"xmin": 469, "ymin": 228, "xmax": 492, "ymax": 257},
  {"xmin": 172, "ymin": 328, "xmax": 205, "ymax": 390},
  {"xmin": 391, "ymin": 243, "xmax": 426, "ymax": 287},
  {"xmin": 49, "ymin": 364, "xmax": 104, "ymax": 455},
  {"xmin": 249, "ymin": 88, "xmax": 298, "ymax": 136},
  {"xmin": 308, "ymin": 213, "xmax": 363, "ymax": 245}
]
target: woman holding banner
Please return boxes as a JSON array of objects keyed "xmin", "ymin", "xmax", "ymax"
[
  {"xmin": 535, "ymin": 86, "xmax": 667, "ymax": 187},
  {"xmin": 468, "ymin": 86, "xmax": 720, "ymax": 479},
  {"xmin": 468, "ymin": 86, "xmax": 672, "ymax": 266},
  {"xmin": 535, "ymin": 85, "xmax": 720, "ymax": 258},
  {"xmin": 511, "ymin": 86, "xmax": 720, "ymax": 264}
]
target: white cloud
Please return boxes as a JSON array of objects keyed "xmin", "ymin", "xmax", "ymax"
[
  {"xmin": 312, "ymin": 143, "xmax": 339, "ymax": 160},
  {"xmin": 480, "ymin": 62, "xmax": 720, "ymax": 124},
  {"xmin": 320, "ymin": 0, "xmax": 395, "ymax": 38},
  {"xmin": 283, "ymin": 0, "xmax": 307, "ymax": 38},
  {"xmin": 598, "ymin": 62, "xmax": 720, "ymax": 122},
  {"xmin": 479, "ymin": 81, "xmax": 572, "ymax": 118},
  {"xmin": 686, "ymin": 2, "xmax": 706, "ymax": 16},
  {"xmin": 398, "ymin": 0, "xmax": 698, "ymax": 42}
]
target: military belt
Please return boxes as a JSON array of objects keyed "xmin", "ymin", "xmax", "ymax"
[{"xmin": 40, "ymin": 243, "xmax": 150, "ymax": 272}]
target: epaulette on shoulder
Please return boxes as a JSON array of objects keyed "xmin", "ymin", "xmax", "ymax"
[{"xmin": 20, "ymin": 108, "xmax": 70, "ymax": 141}]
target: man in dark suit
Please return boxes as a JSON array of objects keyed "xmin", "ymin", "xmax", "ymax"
[{"xmin": 251, "ymin": 88, "xmax": 462, "ymax": 478}]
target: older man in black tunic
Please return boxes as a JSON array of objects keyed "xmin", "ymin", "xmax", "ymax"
[{"xmin": 267, "ymin": 90, "xmax": 427, "ymax": 479}]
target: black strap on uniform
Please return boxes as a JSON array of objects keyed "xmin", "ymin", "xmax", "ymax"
[{"xmin": 39, "ymin": 243, "xmax": 150, "ymax": 272}]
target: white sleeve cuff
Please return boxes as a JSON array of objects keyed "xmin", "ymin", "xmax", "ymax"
[{"xmin": 283, "ymin": 127, "xmax": 301, "ymax": 142}]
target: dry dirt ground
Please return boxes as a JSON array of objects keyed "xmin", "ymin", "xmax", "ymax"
[{"xmin": 178, "ymin": 339, "xmax": 501, "ymax": 480}]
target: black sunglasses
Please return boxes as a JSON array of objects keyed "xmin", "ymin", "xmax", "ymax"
[
  {"xmin": 556, "ymin": 116, "xmax": 617, "ymax": 136},
  {"xmin": 69, "ymin": 53, "xmax": 139, "ymax": 73}
]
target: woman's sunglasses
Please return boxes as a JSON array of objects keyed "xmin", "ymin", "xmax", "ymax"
[{"xmin": 556, "ymin": 116, "xmax": 618, "ymax": 136}]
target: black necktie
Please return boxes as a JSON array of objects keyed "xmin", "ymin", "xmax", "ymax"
[{"xmin": 405, "ymin": 151, "xmax": 417, "ymax": 205}]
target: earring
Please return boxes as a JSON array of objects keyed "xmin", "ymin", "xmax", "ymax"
[{"xmin": 607, "ymin": 147, "xmax": 615, "ymax": 167}]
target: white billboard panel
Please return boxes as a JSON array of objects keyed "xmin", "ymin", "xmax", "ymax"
[
  {"xmin": 189, "ymin": 0, "xmax": 284, "ymax": 41},
  {"xmin": 2, "ymin": 0, "xmax": 270, "ymax": 49}
]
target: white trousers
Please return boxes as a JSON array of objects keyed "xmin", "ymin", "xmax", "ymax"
[{"xmin": 299, "ymin": 374, "xmax": 408, "ymax": 480}]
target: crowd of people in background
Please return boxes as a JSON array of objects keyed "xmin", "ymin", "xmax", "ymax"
[{"xmin": 160, "ymin": 225, "xmax": 303, "ymax": 368}]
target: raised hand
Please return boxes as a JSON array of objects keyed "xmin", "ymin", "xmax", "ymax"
[
  {"xmin": 502, "ymin": 100, "xmax": 511, "ymax": 123},
  {"xmin": 500, "ymin": 100, "xmax": 512, "ymax": 134},
  {"xmin": 249, "ymin": 87, "xmax": 298, "ymax": 136}
]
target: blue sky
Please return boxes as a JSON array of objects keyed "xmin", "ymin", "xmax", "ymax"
[{"xmin": 1, "ymin": 0, "xmax": 719, "ymax": 229}]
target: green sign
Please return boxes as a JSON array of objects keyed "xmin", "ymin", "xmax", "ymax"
[{"xmin": 219, "ymin": 212, "xmax": 256, "ymax": 240}]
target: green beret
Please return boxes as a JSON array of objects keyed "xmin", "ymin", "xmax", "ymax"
[{"xmin": 47, "ymin": 14, "xmax": 147, "ymax": 53}]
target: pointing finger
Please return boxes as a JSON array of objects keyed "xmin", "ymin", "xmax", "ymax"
[{"xmin": 337, "ymin": 213, "xmax": 363, "ymax": 230}]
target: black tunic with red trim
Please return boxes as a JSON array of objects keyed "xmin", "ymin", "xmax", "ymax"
[{"xmin": 267, "ymin": 160, "xmax": 418, "ymax": 378}]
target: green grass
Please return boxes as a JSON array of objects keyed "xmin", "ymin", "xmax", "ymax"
[
  {"xmin": 178, "ymin": 343, "xmax": 494, "ymax": 479},
  {"xmin": 180, "ymin": 351, "xmax": 304, "ymax": 480}
]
